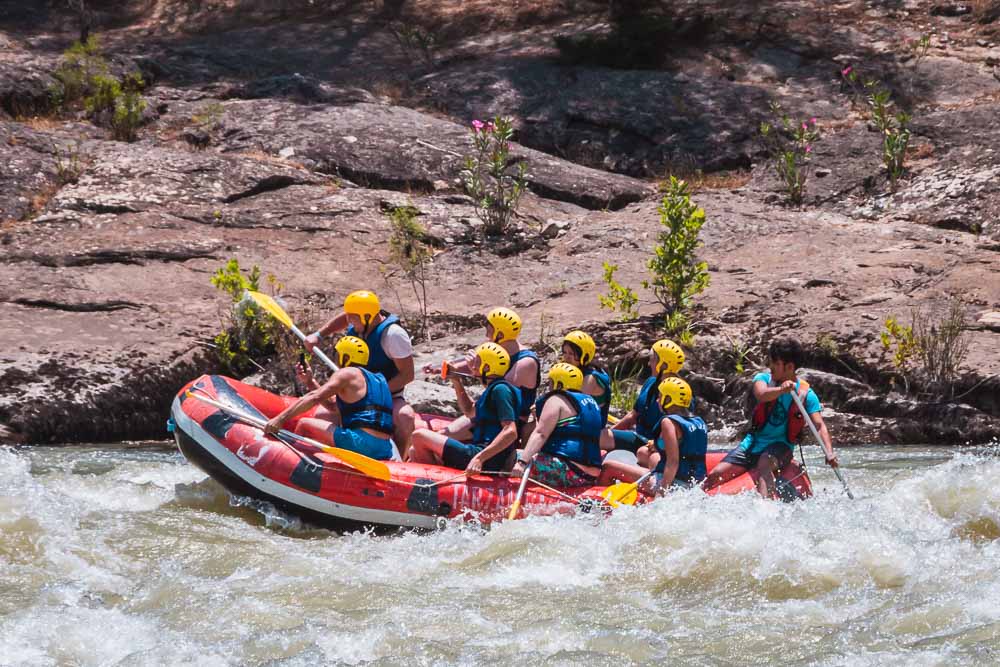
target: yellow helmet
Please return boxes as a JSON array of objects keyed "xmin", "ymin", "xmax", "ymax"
[
  {"xmin": 652, "ymin": 339, "xmax": 685, "ymax": 375},
  {"xmin": 658, "ymin": 377, "xmax": 692, "ymax": 410},
  {"xmin": 473, "ymin": 342, "xmax": 511, "ymax": 379},
  {"xmin": 563, "ymin": 330, "xmax": 597, "ymax": 366},
  {"xmin": 344, "ymin": 290, "xmax": 381, "ymax": 328},
  {"xmin": 548, "ymin": 362, "xmax": 584, "ymax": 391},
  {"xmin": 486, "ymin": 307, "xmax": 522, "ymax": 343},
  {"xmin": 335, "ymin": 335, "xmax": 370, "ymax": 368}
]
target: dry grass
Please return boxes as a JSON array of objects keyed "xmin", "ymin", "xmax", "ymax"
[
  {"xmin": 16, "ymin": 116, "xmax": 63, "ymax": 132},
  {"xmin": 26, "ymin": 182, "xmax": 61, "ymax": 220},
  {"xmin": 659, "ymin": 168, "xmax": 751, "ymax": 192},
  {"xmin": 369, "ymin": 79, "xmax": 410, "ymax": 105},
  {"xmin": 235, "ymin": 149, "xmax": 309, "ymax": 172},
  {"xmin": 907, "ymin": 142, "xmax": 935, "ymax": 161}
]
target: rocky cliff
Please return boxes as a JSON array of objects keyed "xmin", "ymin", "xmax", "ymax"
[{"xmin": 1, "ymin": 0, "xmax": 998, "ymax": 445}]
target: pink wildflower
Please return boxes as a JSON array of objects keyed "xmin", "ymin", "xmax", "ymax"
[
  {"xmin": 802, "ymin": 122, "xmax": 808, "ymax": 130},
  {"xmin": 486, "ymin": 121, "xmax": 496, "ymax": 133},
  {"xmin": 472, "ymin": 120, "xmax": 484, "ymax": 132},
  {"xmin": 805, "ymin": 145, "xmax": 813, "ymax": 154},
  {"xmin": 810, "ymin": 117, "xmax": 818, "ymax": 125},
  {"xmin": 841, "ymin": 66, "xmax": 853, "ymax": 77}
]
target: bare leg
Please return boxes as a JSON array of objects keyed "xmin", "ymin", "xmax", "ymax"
[
  {"xmin": 392, "ymin": 397, "xmax": 416, "ymax": 458},
  {"xmin": 442, "ymin": 415, "xmax": 473, "ymax": 440},
  {"xmin": 408, "ymin": 429, "xmax": 448, "ymax": 465},
  {"xmin": 293, "ymin": 418, "xmax": 336, "ymax": 446},
  {"xmin": 596, "ymin": 460, "xmax": 649, "ymax": 486},
  {"xmin": 599, "ymin": 428, "xmax": 616, "ymax": 453},
  {"xmin": 754, "ymin": 454, "xmax": 780, "ymax": 499},
  {"xmin": 702, "ymin": 461, "xmax": 748, "ymax": 490}
]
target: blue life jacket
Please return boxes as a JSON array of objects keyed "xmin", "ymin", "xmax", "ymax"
[
  {"xmin": 654, "ymin": 414, "xmax": 708, "ymax": 482},
  {"xmin": 471, "ymin": 378, "xmax": 520, "ymax": 444},
  {"xmin": 346, "ymin": 313, "xmax": 405, "ymax": 382},
  {"xmin": 583, "ymin": 366, "xmax": 612, "ymax": 426},
  {"xmin": 337, "ymin": 367, "xmax": 394, "ymax": 435},
  {"xmin": 508, "ymin": 349, "xmax": 540, "ymax": 420},
  {"xmin": 536, "ymin": 390, "xmax": 604, "ymax": 467},
  {"xmin": 634, "ymin": 375, "xmax": 664, "ymax": 440}
]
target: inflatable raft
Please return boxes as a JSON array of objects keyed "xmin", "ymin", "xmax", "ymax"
[{"xmin": 170, "ymin": 375, "xmax": 813, "ymax": 531}]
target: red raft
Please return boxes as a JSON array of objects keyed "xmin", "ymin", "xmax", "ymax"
[{"xmin": 171, "ymin": 375, "xmax": 813, "ymax": 531}]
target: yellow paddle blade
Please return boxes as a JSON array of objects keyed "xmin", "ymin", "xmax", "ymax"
[
  {"xmin": 319, "ymin": 445, "xmax": 391, "ymax": 482},
  {"xmin": 507, "ymin": 499, "xmax": 523, "ymax": 521},
  {"xmin": 247, "ymin": 290, "xmax": 294, "ymax": 329},
  {"xmin": 600, "ymin": 481, "xmax": 639, "ymax": 508}
]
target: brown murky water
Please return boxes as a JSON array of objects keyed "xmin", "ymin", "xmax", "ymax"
[{"xmin": 2, "ymin": 443, "xmax": 999, "ymax": 666}]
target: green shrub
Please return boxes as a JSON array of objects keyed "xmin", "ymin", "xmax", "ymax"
[
  {"xmin": 384, "ymin": 204, "xmax": 433, "ymax": 341},
  {"xmin": 609, "ymin": 368, "xmax": 641, "ymax": 416},
  {"xmin": 842, "ymin": 67, "xmax": 913, "ymax": 189},
  {"xmin": 460, "ymin": 116, "xmax": 528, "ymax": 237},
  {"xmin": 599, "ymin": 261, "xmax": 639, "ymax": 321},
  {"xmin": 52, "ymin": 35, "xmax": 107, "ymax": 108},
  {"xmin": 210, "ymin": 259, "xmax": 278, "ymax": 376},
  {"xmin": 110, "ymin": 73, "xmax": 146, "ymax": 142},
  {"xmin": 643, "ymin": 176, "xmax": 710, "ymax": 314},
  {"xmin": 758, "ymin": 103, "xmax": 821, "ymax": 205}
]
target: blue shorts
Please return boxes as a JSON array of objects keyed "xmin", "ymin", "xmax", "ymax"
[
  {"xmin": 611, "ymin": 430, "xmax": 649, "ymax": 453},
  {"xmin": 721, "ymin": 443, "xmax": 793, "ymax": 470},
  {"xmin": 442, "ymin": 438, "xmax": 510, "ymax": 472},
  {"xmin": 332, "ymin": 427, "xmax": 394, "ymax": 461}
]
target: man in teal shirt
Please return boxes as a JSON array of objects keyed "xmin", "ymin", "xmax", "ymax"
[{"xmin": 705, "ymin": 338, "xmax": 839, "ymax": 498}]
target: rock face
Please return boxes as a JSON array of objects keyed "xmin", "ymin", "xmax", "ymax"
[{"xmin": 1, "ymin": 0, "xmax": 999, "ymax": 445}]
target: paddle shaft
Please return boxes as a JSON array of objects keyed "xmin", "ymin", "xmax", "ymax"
[
  {"xmin": 789, "ymin": 389, "xmax": 854, "ymax": 500},
  {"xmin": 508, "ymin": 459, "xmax": 534, "ymax": 520},
  {"xmin": 290, "ymin": 323, "xmax": 340, "ymax": 372},
  {"xmin": 188, "ymin": 389, "xmax": 331, "ymax": 451}
]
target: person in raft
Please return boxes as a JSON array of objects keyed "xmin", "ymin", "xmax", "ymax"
[
  {"xmin": 304, "ymin": 290, "xmax": 416, "ymax": 454},
  {"xmin": 424, "ymin": 307, "xmax": 540, "ymax": 436},
  {"xmin": 512, "ymin": 363, "xmax": 606, "ymax": 488},
  {"xmin": 560, "ymin": 331, "xmax": 612, "ymax": 426},
  {"xmin": 409, "ymin": 342, "xmax": 520, "ymax": 474},
  {"xmin": 600, "ymin": 377, "xmax": 708, "ymax": 494},
  {"xmin": 263, "ymin": 336, "xmax": 396, "ymax": 461},
  {"xmin": 703, "ymin": 337, "xmax": 839, "ymax": 498},
  {"xmin": 608, "ymin": 339, "xmax": 687, "ymax": 459}
]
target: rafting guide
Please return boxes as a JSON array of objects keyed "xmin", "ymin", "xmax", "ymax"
[
  {"xmin": 304, "ymin": 290, "xmax": 417, "ymax": 455},
  {"xmin": 704, "ymin": 338, "xmax": 839, "ymax": 498}
]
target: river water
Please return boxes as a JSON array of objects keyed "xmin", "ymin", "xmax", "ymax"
[{"xmin": 2, "ymin": 443, "xmax": 999, "ymax": 666}]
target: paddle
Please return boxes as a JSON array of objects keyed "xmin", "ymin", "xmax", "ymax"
[
  {"xmin": 600, "ymin": 469, "xmax": 654, "ymax": 507},
  {"xmin": 246, "ymin": 290, "xmax": 340, "ymax": 372},
  {"xmin": 789, "ymin": 389, "xmax": 854, "ymax": 499},
  {"xmin": 507, "ymin": 458, "xmax": 534, "ymax": 520},
  {"xmin": 186, "ymin": 389, "xmax": 391, "ymax": 482}
]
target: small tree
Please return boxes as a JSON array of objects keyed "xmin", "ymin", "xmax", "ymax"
[
  {"xmin": 460, "ymin": 116, "xmax": 528, "ymax": 237},
  {"xmin": 643, "ymin": 176, "xmax": 710, "ymax": 314},
  {"xmin": 842, "ymin": 67, "xmax": 913, "ymax": 190},
  {"xmin": 385, "ymin": 205, "xmax": 433, "ymax": 341}
]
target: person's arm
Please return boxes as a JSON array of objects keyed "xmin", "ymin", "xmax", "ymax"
[
  {"xmin": 466, "ymin": 420, "xmax": 517, "ymax": 474},
  {"xmin": 754, "ymin": 378, "xmax": 794, "ymax": 404},
  {"xmin": 656, "ymin": 420, "xmax": 680, "ymax": 491},
  {"xmin": 303, "ymin": 312, "xmax": 350, "ymax": 352},
  {"xmin": 264, "ymin": 371, "xmax": 349, "ymax": 434},
  {"xmin": 514, "ymin": 397, "xmax": 561, "ymax": 473},
  {"xmin": 613, "ymin": 409, "xmax": 638, "ymax": 431},
  {"xmin": 388, "ymin": 356, "xmax": 414, "ymax": 394},
  {"xmin": 809, "ymin": 411, "xmax": 838, "ymax": 467},
  {"xmin": 451, "ymin": 376, "xmax": 475, "ymax": 419}
]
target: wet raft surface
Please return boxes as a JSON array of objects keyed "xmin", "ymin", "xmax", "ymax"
[{"xmin": 1, "ymin": 444, "xmax": 999, "ymax": 665}]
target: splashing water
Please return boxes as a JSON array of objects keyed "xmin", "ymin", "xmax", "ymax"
[{"xmin": 2, "ymin": 444, "xmax": 999, "ymax": 666}]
